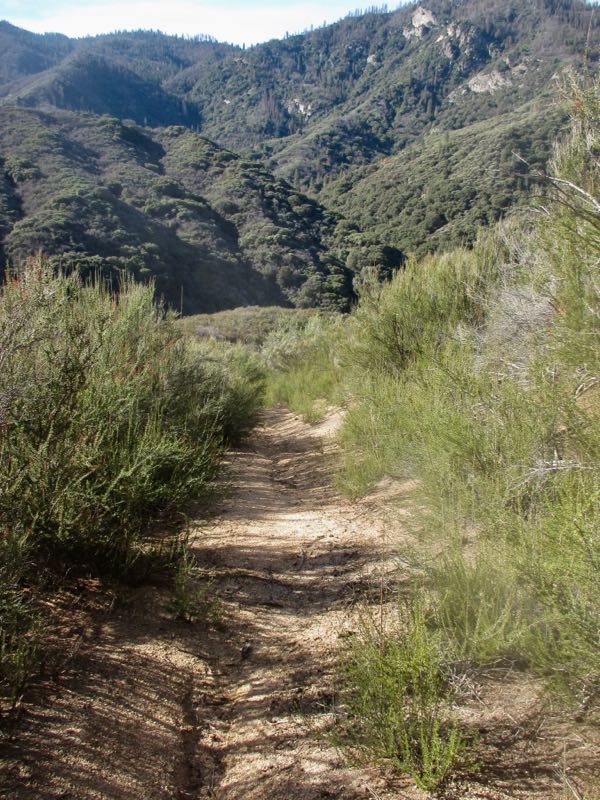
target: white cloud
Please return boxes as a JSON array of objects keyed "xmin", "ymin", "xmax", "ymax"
[{"xmin": 7, "ymin": 0, "xmax": 363, "ymax": 45}]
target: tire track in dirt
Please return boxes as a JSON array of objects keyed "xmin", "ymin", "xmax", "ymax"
[
  {"xmin": 1, "ymin": 408, "xmax": 406, "ymax": 800},
  {"xmin": 185, "ymin": 406, "xmax": 405, "ymax": 800}
]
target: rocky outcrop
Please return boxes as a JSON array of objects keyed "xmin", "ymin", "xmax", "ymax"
[
  {"xmin": 403, "ymin": 6, "xmax": 437, "ymax": 39},
  {"xmin": 287, "ymin": 98, "xmax": 312, "ymax": 117},
  {"xmin": 467, "ymin": 69, "xmax": 512, "ymax": 93}
]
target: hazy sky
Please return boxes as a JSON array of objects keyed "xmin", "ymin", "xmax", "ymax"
[{"xmin": 0, "ymin": 0, "xmax": 393, "ymax": 45}]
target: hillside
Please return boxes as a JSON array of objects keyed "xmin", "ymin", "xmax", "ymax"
[
  {"xmin": 0, "ymin": 0, "xmax": 597, "ymax": 308},
  {"xmin": 3, "ymin": 84, "xmax": 600, "ymax": 793},
  {"xmin": 2, "ymin": 2, "xmax": 589, "ymax": 152},
  {"xmin": 321, "ymin": 100, "xmax": 566, "ymax": 257},
  {"xmin": 0, "ymin": 107, "xmax": 350, "ymax": 312}
]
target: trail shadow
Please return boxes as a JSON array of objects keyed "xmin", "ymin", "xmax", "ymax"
[
  {"xmin": 1, "ymin": 406, "xmax": 401, "ymax": 800},
  {"xmin": 1, "ymin": 630, "xmax": 191, "ymax": 799}
]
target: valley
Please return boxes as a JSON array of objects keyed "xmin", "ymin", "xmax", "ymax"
[{"xmin": 0, "ymin": 0, "xmax": 596, "ymax": 311}]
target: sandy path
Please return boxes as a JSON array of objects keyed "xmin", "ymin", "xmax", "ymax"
[
  {"xmin": 186, "ymin": 407, "xmax": 406, "ymax": 800},
  {"xmin": 1, "ymin": 408, "xmax": 404, "ymax": 800}
]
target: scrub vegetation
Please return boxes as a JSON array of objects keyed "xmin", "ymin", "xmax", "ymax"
[
  {"xmin": 265, "ymin": 73, "xmax": 600, "ymax": 789},
  {"xmin": 0, "ymin": 0, "xmax": 596, "ymax": 311},
  {"xmin": 1, "ymin": 1, "xmax": 599, "ymax": 792},
  {"xmin": 0, "ymin": 260, "xmax": 264, "ymax": 703}
]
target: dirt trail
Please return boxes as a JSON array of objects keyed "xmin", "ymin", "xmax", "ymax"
[
  {"xmin": 184, "ymin": 406, "xmax": 404, "ymax": 800},
  {"xmin": 1, "ymin": 408, "xmax": 406, "ymax": 800}
]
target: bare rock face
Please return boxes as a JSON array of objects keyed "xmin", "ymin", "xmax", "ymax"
[
  {"xmin": 287, "ymin": 97, "xmax": 313, "ymax": 118},
  {"xmin": 403, "ymin": 6, "xmax": 438, "ymax": 39},
  {"xmin": 412, "ymin": 6, "xmax": 437, "ymax": 29},
  {"xmin": 437, "ymin": 21, "xmax": 485, "ymax": 61},
  {"xmin": 467, "ymin": 69, "xmax": 513, "ymax": 93},
  {"xmin": 449, "ymin": 66, "xmax": 514, "ymax": 101}
]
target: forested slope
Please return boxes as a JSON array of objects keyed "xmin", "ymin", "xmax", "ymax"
[
  {"xmin": 0, "ymin": 0, "xmax": 597, "ymax": 301},
  {"xmin": 0, "ymin": 108, "xmax": 350, "ymax": 312}
]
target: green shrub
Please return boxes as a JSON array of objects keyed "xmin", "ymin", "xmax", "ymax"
[
  {"xmin": 188, "ymin": 338, "xmax": 266, "ymax": 443},
  {"xmin": 334, "ymin": 74, "xmax": 600, "ymax": 702},
  {"xmin": 0, "ymin": 258, "xmax": 264, "ymax": 701},
  {"xmin": 169, "ymin": 551, "xmax": 221, "ymax": 624},
  {"xmin": 179, "ymin": 306, "xmax": 320, "ymax": 348},
  {"xmin": 430, "ymin": 549, "xmax": 529, "ymax": 665},
  {"xmin": 0, "ymin": 533, "xmax": 40, "ymax": 705},
  {"xmin": 263, "ymin": 313, "xmax": 346, "ymax": 421},
  {"xmin": 344, "ymin": 242, "xmax": 497, "ymax": 377},
  {"xmin": 340, "ymin": 601, "xmax": 471, "ymax": 792}
]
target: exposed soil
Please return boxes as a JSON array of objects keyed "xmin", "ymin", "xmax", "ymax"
[
  {"xmin": 1, "ymin": 407, "xmax": 598, "ymax": 800},
  {"xmin": 0, "ymin": 408, "xmax": 404, "ymax": 800}
]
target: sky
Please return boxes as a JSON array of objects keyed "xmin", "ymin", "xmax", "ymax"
[{"xmin": 0, "ymin": 0, "xmax": 391, "ymax": 46}]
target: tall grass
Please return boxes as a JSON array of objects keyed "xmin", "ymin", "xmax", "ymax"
[
  {"xmin": 0, "ymin": 259, "xmax": 264, "ymax": 702},
  {"xmin": 268, "ymin": 73, "xmax": 600, "ymax": 786},
  {"xmin": 263, "ymin": 313, "xmax": 346, "ymax": 421},
  {"xmin": 336, "ymin": 73, "xmax": 600, "ymax": 698}
]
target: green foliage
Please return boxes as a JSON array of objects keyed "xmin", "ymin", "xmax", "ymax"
[
  {"xmin": 263, "ymin": 313, "xmax": 346, "ymax": 421},
  {"xmin": 346, "ymin": 244, "xmax": 495, "ymax": 375},
  {"xmin": 325, "ymin": 105, "xmax": 567, "ymax": 260},
  {"xmin": 170, "ymin": 552, "xmax": 221, "ymax": 624},
  {"xmin": 0, "ymin": 534, "xmax": 40, "ymax": 704},
  {"xmin": 272, "ymin": 74, "xmax": 600, "ymax": 785},
  {"xmin": 336, "ymin": 73, "xmax": 600, "ymax": 701},
  {"xmin": 0, "ymin": 257, "xmax": 264, "ymax": 701},
  {"xmin": 0, "ymin": 1, "xmax": 596, "ymax": 297},
  {"xmin": 430, "ymin": 549, "xmax": 529, "ymax": 664},
  {"xmin": 0, "ymin": 108, "xmax": 352, "ymax": 313},
  {"xmin": 178, "ymin": 306, "xmax": 320, "ymax": 348},
  {"xmin": 191, "ymin": 338, "xmax": 266, "ymax": 443},
  {"xmin": 17, "ymin": 51, "xmax": 201, "ymax": 128},
  {"xmin": 340, "ymin": 601, "xmax": 471, "ymax": 792}
]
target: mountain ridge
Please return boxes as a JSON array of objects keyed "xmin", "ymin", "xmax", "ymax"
[{"xmin": 0, "ymin": 0, "xmax": 597, "ymax": 311}]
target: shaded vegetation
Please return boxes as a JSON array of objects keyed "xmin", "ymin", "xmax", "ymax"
[
  {"xmin": 0, "ymin": 259, "xmax": 264, "ymax": 703},
  {"xmin": 0, "ymin": 108, "xmax": 352, "ymax": 312}
]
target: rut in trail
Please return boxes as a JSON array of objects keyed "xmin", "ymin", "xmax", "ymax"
[
  {"xmin": 1, "ymin": 408, "xmax": 405, "ymax": 800},
  {"xmin": 186, "ymin": 407, "xmax": 405, "ymax": 800}
]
